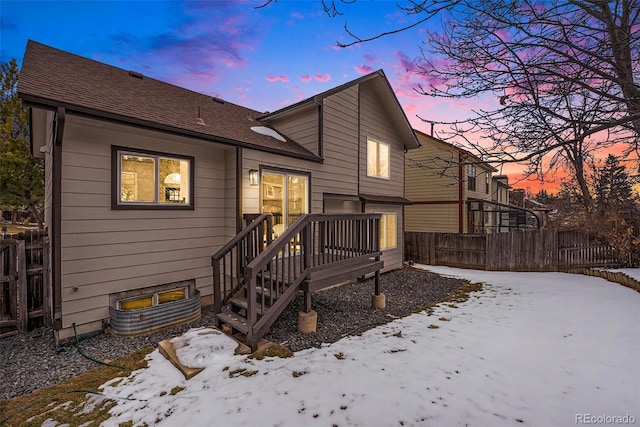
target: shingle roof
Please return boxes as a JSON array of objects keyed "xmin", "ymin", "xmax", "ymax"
[
  {"xmin": 17, "ymin": 40, "xmax": 319, "ymax": 161},
  {"xmin": 414, "ymin": 129, "xmax": 498, "ymax": 172}
]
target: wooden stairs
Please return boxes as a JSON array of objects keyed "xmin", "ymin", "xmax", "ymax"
[
  {"xmin": 216, "ymin": 255, "xmax": 383, "ymax": 337},
  {"xmin": 212, "ymin": 213, "xmax": 384, "ymax": 351}
]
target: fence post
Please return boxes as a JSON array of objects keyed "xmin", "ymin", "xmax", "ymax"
[
  {"xmin": 430, "ymin": 233, "xmax": 436, "ymax": 265},
  {"xmin": 17, "ymin": 240, "xmax": 28, "ymax": 333},
  {"xmin": 552, "ymin": 229, "xmax": 559, "ymax": 271}
]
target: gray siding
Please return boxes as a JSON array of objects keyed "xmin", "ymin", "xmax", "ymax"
[
  {"xmin": 57, "ymin": 115, "xmax": 235, "ymax": 337},
  {"xmin": 358, "ymin": 84, "xmax": 405, "ymax": 197},
  {"xmin": 243, "ymin": 83, "xmax": 407, "ymax": 271},
  {"xmin": 270, "ymin": 105, "xmax": 319, "ymax": 156}
]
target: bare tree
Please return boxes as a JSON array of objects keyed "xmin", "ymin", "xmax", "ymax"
[
  {"xmin": 417, "ymin": 1, "xmax": 639, "ymax": 159},
  {"xmin": 260, "ymin": 0, "xmax": 640, "ymax": 182}
]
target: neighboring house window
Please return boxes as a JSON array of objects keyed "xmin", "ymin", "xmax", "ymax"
[
  {"xmin": 485, "ymin": 174, "xmax": 490, "ymax": 194},
  {"xmin": 367, "ymin": 138, "xmax": 390, "ymax": 179},
  {"xmin": 467, "ymin": 164, "xmax": 477, "ymax": 191},
  {"xmin": 112, "ymin": 146, "xmax": 194, "ymax": 209},
  {"xmin": 379, "ymin": 213, "xmax": 397, "ymax": 250}
]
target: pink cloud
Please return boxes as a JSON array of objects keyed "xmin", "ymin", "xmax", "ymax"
[
  {"xmin": 395, "ymin": 50, "xmax": 419, "ymax": 72},
  {"xmin": 354, "ymin": 64, "xmax": 374, "ymax": 74},
  {"xmin": 315, "ymin": 74, "xmax": 331, "ymax": 82},
  {"xmin": 265, "ymin": 75, "xmax": 290, "ymax": 83},
  {"xmin": 363, "ymin": 54, "xmax": 377, "ymax": 64},
  {"xmin": 300, "ymin": 75, "xmax": 312, "ymax": 83},
  {"xmin": 234, "ymin": 85, "xmax": 249, "ymax": 99},
  {"xmin": 220, "ymin": 14, "xmax": 246, "ymax": 36},
  {"xmin": 493, "ymin": 28, "xmax": 511, "ymax": 42},
  {"xmin": 291, "ymin": 12, "xmax": 303, "ymax": 19}
]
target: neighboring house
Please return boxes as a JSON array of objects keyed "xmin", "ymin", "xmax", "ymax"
[
  {"xmin": 510, "ymin": 189, "xmax": 550, "ymax": 228},
  {"xmin": 405, "ymin": 129, "xmax": 497, "ymax": 233},
  {"xmin": 468, "ymin": 175, "xmax": 544, "ymax": 233},
  {"xmin": 493, "ymin": 175, "xmax": 511, "ymax": 205},
  {"xmin": 18, "ymin": 41, "xmax": 419, "ymax": 345}
]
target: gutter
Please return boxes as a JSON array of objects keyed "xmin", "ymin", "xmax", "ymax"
[{"xmin": 18, "ymin": 95, "xmax": 323, "ymax": 164}]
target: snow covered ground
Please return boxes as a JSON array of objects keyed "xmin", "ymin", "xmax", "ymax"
[
  {"xmin": 92, "ymin": 266, "xmax": 639, "ymax": 427},
  {"xmin": 610, "ymin": 268, "xmax": 640, "ymax": 282}
]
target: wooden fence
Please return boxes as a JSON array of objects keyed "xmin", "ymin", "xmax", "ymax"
[
  {"xmin": 0, "ymin": 230, "xmax": 50, "ymax": 338},
  {"xmin": 405, "ymin": 228, "xmax": 622, "ymax": 272}
]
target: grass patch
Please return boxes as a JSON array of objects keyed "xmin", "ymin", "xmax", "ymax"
[
  {"xmin": 228, "ymin": 368, "xmax": 258, "ymax": 378},
  {"xmin": 407, "ymin": 278, "xmax": 483, "ymax": 316},
  {"xmin": 334, "ymin": 352, "xmax": 345, "ymax": 360},
  {"xmin": 428, "ymin": 325, "xmax": 440, "ymax": 329},
  {"xmin": 249, "ymin": 344, "xmax": 293, "ymax": 360},
  {"xmin": 292, "ymin": 371, "xmax": 307, "ymax": 378},
  {"xmin": 169, "ymin": 386, "xmax": 184, "ymax": 396},
  {"xmin": 0, "ymin": 346, "xmax": 152, "ymax": 426}
]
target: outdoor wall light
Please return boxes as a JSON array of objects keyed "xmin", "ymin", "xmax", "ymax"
[{"xmin": 249, "ymin": 169, "xmax": 259, "ymax": 186}]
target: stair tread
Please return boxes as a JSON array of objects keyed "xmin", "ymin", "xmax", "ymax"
[
  {"xmin": 216, "ymin": 310, "xmax": 249, "ymax": 334},
  {"xmin": 229, "ymin": 295, "xmax": 267, "ymax": 315}
]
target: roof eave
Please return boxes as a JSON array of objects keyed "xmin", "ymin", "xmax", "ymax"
[
  {"xmin": 258, "ymin": 71, "xmax": 386, "ymax": 122},
  {"xmin": 19, "ymin": 93, "xmax": 323, "ymax": 163}
]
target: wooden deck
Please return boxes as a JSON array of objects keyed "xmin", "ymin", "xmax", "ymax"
[{"xmin": 212, "ymin": 213, "xmax": 384, "ymax": 350}]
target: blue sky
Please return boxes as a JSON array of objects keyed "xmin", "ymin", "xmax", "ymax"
[
  {"xmin": 1, "ymin": 0, "xmax": 525, "ymax": 184},
  {"xmin": 1, "ymin": 1, "xmax": 459, "ymax": 122}
]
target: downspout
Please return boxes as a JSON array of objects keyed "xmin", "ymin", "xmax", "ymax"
[
  {"xmin": 52, "ymin": 107, "xmax": 65, "ymax": 333},
  {"xmin": 236, "ymin": 147, "xmax": 243, "ymax": 233},
  {"xmin": 458, "ymin": 152, "xmax": 464, "ymax": 233},
  {"xmin": 317, "ymin": 103, "xmax": 323, "ymax": 160},
  {"xmin": 357, "ymin": 85, "xmax": 362, "ymax": 211}
]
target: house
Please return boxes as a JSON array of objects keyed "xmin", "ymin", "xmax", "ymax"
[
  {"xmin": 405, "ymin": 129, "xmax": 497, "ymax": 233},
  {"xmin": 510, "ymin": 189, "xmax": 550, "ymax": 228},
  {"xmin": 18, "ymin": 41, "xmax": 419, "ymax": 347}
]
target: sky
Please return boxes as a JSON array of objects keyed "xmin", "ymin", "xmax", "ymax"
[
  {"xmin": 0, "ymin": 1, "xmax": 635, "ymax": 194},
  {"xmin": 20, "ymin": 265, "xmax": 640, "ymax": 426}
]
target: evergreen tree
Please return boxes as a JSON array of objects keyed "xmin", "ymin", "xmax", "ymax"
[
  {"xmin": 594, "ymin": 155, "xmax": 634, "ymax": 208},
  {"xmin": 0, "ymin": 59, "xmax": 44, "ymax": 227}
]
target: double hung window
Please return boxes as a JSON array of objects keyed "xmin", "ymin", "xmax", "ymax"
[
  {"xmin": 367, "ymin": 138, "xmax": 390, "ymax": 179},
  {"xmin": 467, "ymin": 164, "xmax": 477, "ymax": 192}
]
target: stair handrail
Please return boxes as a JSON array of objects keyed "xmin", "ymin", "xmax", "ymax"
[
  {"xmin": 244, "ymin": 213, "xmax": 382, "ymax": 274},
  {"xmin": 243, "ymin": 213, "xmax": 382, "ymax": 348},
  {"xmin": 211, "ymin": 214, "xmax": 272, "ymax": 314}
]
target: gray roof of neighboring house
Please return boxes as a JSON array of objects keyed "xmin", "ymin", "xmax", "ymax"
[
  {"xmin": 17, "ymin": 40, "xmax": 320, "ymax": 161},
  {"xmin": 413, "ymin": 129, "xmax": 498, "ymax": 172}
]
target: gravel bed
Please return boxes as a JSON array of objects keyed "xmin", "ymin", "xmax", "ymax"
[{"xmin": 0, "ymin": 267, "xmax": 464, "ymax": 401}]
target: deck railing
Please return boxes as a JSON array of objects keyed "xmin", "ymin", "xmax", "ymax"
[
  {"xmin": 211, "ymin": 214, "xmax": 273, "ymax": 314},
  {"xmin": 244, "ymin": 213, "xmax": 380, "ymax": 348}
]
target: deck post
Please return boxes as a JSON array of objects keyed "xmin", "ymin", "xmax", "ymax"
[
  {"xmin": 212, "ymin": 260, "xmax": 222, "ymax": 315},
  {"xmin": 303, "ymin": 287, "xmax": 312, "ymax": 313}
]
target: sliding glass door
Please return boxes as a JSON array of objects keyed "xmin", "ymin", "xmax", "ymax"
[{"xmin": 261, "ymin": 170, "xmax": 309, "ymax": 237}]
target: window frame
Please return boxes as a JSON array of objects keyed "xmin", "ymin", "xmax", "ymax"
[
  {"xmin": 367, "ymin": 137, "xmax": 391, "ymax": 180},
  {"xmin": 378, "ymin": 212, "xmax": 398, "ymax": 251},
  {"xmin": 467, "ymin": 164, "xmax": 477, "ymax": 192},
  {"xmin": 111, "ymin": 146, "xmax": 195, "ymax": 210}
]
